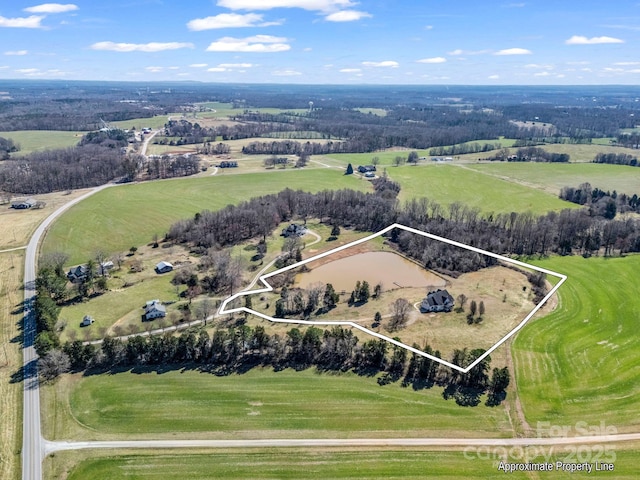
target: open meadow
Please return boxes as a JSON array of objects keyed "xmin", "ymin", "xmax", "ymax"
[
  {"xmin": 514, "ymin": 254, "xmax": 640, "ymax": 431},
  {"xmin": 40, "ymin": 169, "xmax": 369, "ymax": 266},
  {"xmin": 0, "ymin": 130, "xmax": 83, "ymax": 155},
  {"xmin": 466, "ymin": 162, "xmax": 640, "ymax": 196},
  {"xmin": 42, "ymin": 367, "xmax": 512, "ymax": 441},
  {"xmin": 386, "ymin": 164, "xmax": 577, "ymax": 213},
  {"xmin": 46, "ymin": 447, "xmax": 640, "ymax": 480},
  {"xmin": 0, "ymin": 250, "xmax": 25, "ymax": 480}
]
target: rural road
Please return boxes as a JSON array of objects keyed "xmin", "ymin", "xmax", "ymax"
[
  {"xmin": 22, "ymin": 184, "xmax": 111, "ymax": 480},
  {"xmin": 140, "ymin": 130, "xmax": 158, "ymax": 157},
  {"xmin": 44, "ymin": 432, "xmax": 640, "ymax": 456}
]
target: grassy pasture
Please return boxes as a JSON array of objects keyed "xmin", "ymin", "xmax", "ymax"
[
  {"xmin": 40, "ymin": 170, "xmax": 369, "ymax": 266},
  {"xmin": 386, "ymin": 164, "xmax": 577, "ymax": 214},
  {"xmin": 50, "ymin": 447, "xmax": 640, "ymax": 480},
  {"xmin": 44, "ymin": 368, "xmax": 512, "ymax": 441},
  {"xmin": 0, "ymin": 130, "xmax": 83, "ymax": 155},
  {"xmin": 0, "ymin": 251, "xmax": 24, "ymax": 480},
  {"xmin": 354, "ymin": 107, "xmax": 388, "ymax": 116},
  {"xmin": 514, "ymin": 254, "xmax": 640, "ymax": 431},
  {"xmin": 466, "ymin": 162, "xmax": 640, "ymax": 196}
]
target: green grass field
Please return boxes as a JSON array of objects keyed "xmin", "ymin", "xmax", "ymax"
[
  {"xmin": 47, "ymin": 368, "xmax": 511, "ymax": 440},
  {"xmin": 466, "ymin": 162, "xmax": 640, "ymax": 196},
  {"xmin": 49, "ymin": 447, "xmax": 640, "ymax": 480},
  {"xmin": 514, "ymin": 254, "xmax": 640, "ymax": 431},
  {"xmin": 0, "ymin": 130, "xmax": 83, "ymax": 155},
  {"xmin": 40, "ymin": 169, "xmax": 369, "ymax": 265},
  {"xmin": 387, "ymin": 164, "xmax": 577, "ymax": 213}
]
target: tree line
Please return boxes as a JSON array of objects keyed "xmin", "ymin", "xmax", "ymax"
[
  {"xmin": 39, "ymin": 322, "xmax": 510, "ymax": 407},
  {"xmin": 559, "ymin": 183, "xmax": 640, "ymax": 219}
]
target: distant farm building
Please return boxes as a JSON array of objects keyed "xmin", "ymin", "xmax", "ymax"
[
  {"xmin": 80, "ymin": 315, "xmax": 95, "ymax": 327},
  {"xmin": 155, "ymin": 261, "xmax": 173, "ymax": 274},
  {"xmin": 281, "ymin": 223, "xmax": 307, "ymax": 238},
  {"xmin": 144, "ymin": 300, "xmax": 166, "ymax": 320},
  {"xmin": 420, "ymin": 289, "xmax": 454, "ymax": 313},
  {"xmin": 218, "ymin": 161, "xmax": 238, "ymax": 168},
  {"xmin": 364, "ymin": 171, "xmax": 376, "ymax": 178},
  {"xmin": 98, "ymin": 261, "xmax": 114, "ymax": 276},
  {"xmin": 357, "ymin": 165, "xmax": 376, "ymax": 174},
  {"xmin": 11, "ymin": 198, "xmax": 36, "ymax": 209}
]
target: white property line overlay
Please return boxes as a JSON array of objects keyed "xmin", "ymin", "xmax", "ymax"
[{"xmin": 219, "ymin": 223, "xmax": 567, "ymax": 374}]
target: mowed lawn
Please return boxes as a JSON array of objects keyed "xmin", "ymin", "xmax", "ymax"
[
  {"xmin": 55, "ymin": 447, "xmax": 640, "ymax": 480},
  {"xmin": 387, "ymin": 164, "xmax": 577, "ymax": 213},
  {"xmin": 513, "ymin": 254, "xmax": 640, "ymax": 431},
  {"xmin": 56, "ymin": 368, "xmax": 512, "ymax": 440},
  {"xmin": 41, "ymin": 169, "xmax": 369, "ymax": 265},
  {"xmin": 467, "ymin": 162, "xmax": 640, "ymax": 196},
  {"xmin": 0, "ymin": 130, "xmax": 83, "ymax": 155}
]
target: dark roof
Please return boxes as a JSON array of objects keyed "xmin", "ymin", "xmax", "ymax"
[{"xmin": 426, "ymin": 289, "xmax": 454, "ymax": 306}]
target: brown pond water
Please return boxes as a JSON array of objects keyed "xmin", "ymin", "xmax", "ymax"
[{"xmin": 295, "ymin": 251, "xmax": 446, "ymax": 292}]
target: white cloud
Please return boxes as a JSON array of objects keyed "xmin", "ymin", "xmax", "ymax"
[
  {"xmin": 417, "ymin": 56, "xmax": 446, "ymax": 64},
  {"xmin": 189, "ymin": 63, "xmax": 208, "ymax": 68},
  {"xmin": 613, "ymin": 61, "xmax": 640, "ymax": 66},
  {"xmin": 534, "ymin": 71, "xmax": 550, "ymax": 76},
  {"xmin": 145, "ymin": 66, "xmax": 164, "ymax": 73},
  {"xmin": 207, "ymin": 67, "xmax": 227, "ymax": 72},
  {"xmin": 494, "ymin": 48, "xmax": 532, "ymax": 55},
  {"xmin": 362, "ymin": 60, "xmax": 399, "ymax": 68},
  {"xmin": 524, "ymin": 63, "xmax": 553, "ymax": 70},
  {"xmin": 217, "ymin": 0, "xmax": 355, "ymax": 12},
  {"xmin": 206, "ymin": 35, "xmax": 290, "ymax": 52},
  {"xmin": 216, "ymin": 1, "xmax": 370, "ymax": 22},
  {"xmin": 424, "ymin": 25, "xmax": 433, "ymax": 30},
  {"xmin": 565, "ymin": 35, "xmax": 624, "ymax": 45},
  {"xmin": 488, "ymin": 74, "xmax": 500, "ymax": 79},
  {"xmin": 339, "ymin": 68, "xmax": 361, "ymax": 73},
  {"xmin": 90, "ymin": 42, "xmax": 194, "ymax": 52},
  {"xmin": 505, "ymin": 2, "xmax": 525, "ymax": 7},
  {"xmin": 16, "ymin": 68, "xmax": 39, "ymax": 74},
  {"xmin": 272, "ymin": 69, "xmax": 302, "ymax": 76},
  {"xmin": 4, "ymin": 50, "xmax": 28, "ymax": 56},
  {"xmin": 187, "ymin": 13, "xmax": 280, "ymax": 30},
  {"xmin": 325, "ymin": 10, "xmax": 371, "ymax": 22},
  {"xmin": 23, "ymin": 3, "xmax": 78, "ymax": 13},
  {"xmin": 448, "ymin": 48, "xmax": 489, "ymax": 56},
  {"xmin": 0, "ymin": 15, "xmax": 44, "ymax": 28},
  {"xmin": 218, "ymin": 63, "xmax": 254, "ymax": 68}
]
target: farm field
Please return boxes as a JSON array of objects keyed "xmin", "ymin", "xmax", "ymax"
[
  {"xmin": 0, "ymin": 130, "xmax": 83, "ymax": 155},
  {"xmin": 387, "ymin": 164, "xmax": 577, "ymax": 213},
  {"xmin": 42, "ymin": 368, "xmax": 512, "ymax": 441},
  {"xmin": 0, "ymin": 250, "xmax": 24, "ymax": 480},
  {"xmin": 47, "ymin": 447, "xmax": 640, "ymax": 480},
  {"xmin": 0, "ymin": 189, "xmax": 92, "ymax": 251},
  {"xmin": 40, "ymin": 169, "xmax": 369, "ymax": 266},
  {"xmin": 514, "ymin": 254, "xmax": 640, "ymax": 431},
  {"xmin": 466, "ymin": 162, "xmax": 640, "ymax": 196}
]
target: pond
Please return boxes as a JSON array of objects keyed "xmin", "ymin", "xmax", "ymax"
[{"xmin": 295, "ymin": 251, "xmax": 446, "ymax": 292}]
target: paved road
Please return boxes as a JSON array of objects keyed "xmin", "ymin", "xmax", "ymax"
[
  {"xmin": 44, "ymin": 432, "xmax": 640, "ymax": 456},
  {"xmin": 22, "ymin": 185, "xmax": 111, "ymax": 480}
]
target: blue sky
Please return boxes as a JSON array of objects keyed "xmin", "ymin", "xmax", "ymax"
[{"xmin": 2, "ymin": 0, "xmax": 640, "ymax": 84}]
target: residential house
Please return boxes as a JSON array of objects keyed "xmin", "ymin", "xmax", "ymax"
[
  {"xmin": 67, "ymin": 265, "xmax": 89, "ymax": 283},
  {"xmin": 357, "ymin": 165, "xmax": 376, "ymax": 173},
  {"xmin": 219, "ymin": 160, "xmax": 238, "ymax": 168},
  {"xmin": 281, "ymin": 223, "xmax": 307, "ymax": 237},
  {"xmin": 420, "ymin": 289, "xmax": 454, "ymax": 313},
  {"xmin": 11, "ymin": 198, "xmax": 36, "ymax": 209},
  {"xmin": 80, "ymin": 315, "xmax": 95, "ymax": 327},
  {"xmin": 144, "ymin": 300, "xmax": 166, "ymax": 320},
  {"xmin": 155, "ymin": 261, "xmax": 173, "ymax": 274}
]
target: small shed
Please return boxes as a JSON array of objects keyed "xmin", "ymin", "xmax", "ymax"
[
  {"xmin": 11, "ymin": 198, "xmax": 36, "ymax": 209},
  {"xmin": 80, "ymin": 315, "xmax": 95, "ymax": 327},
  {"xmin": 155, "ymin": 261, "xmax": 173, "ymax": 274}
]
